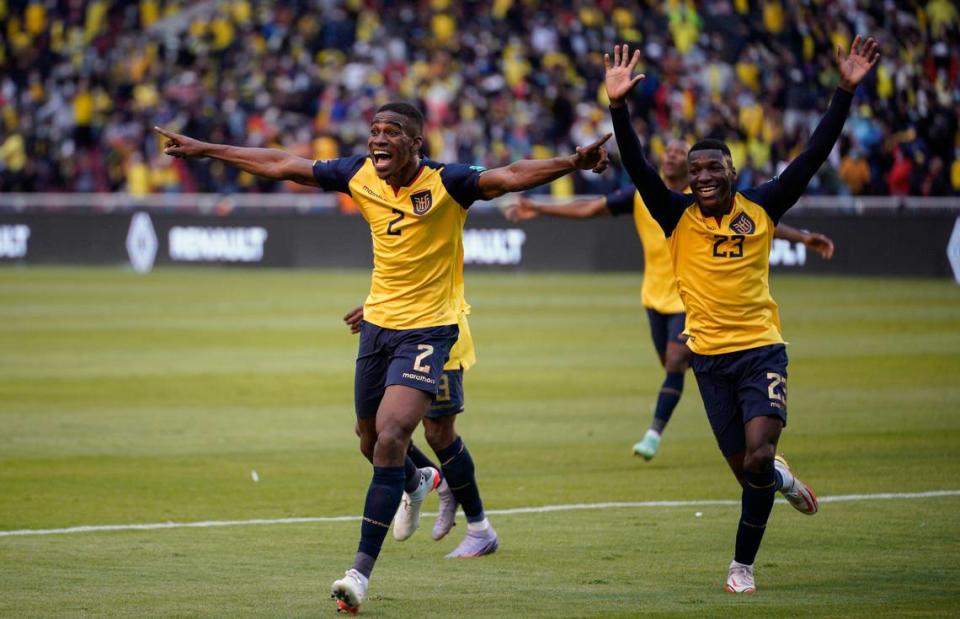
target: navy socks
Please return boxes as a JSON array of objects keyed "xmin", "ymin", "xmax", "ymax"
[
  {"xmin": 403, "ymin": 455, "xmax": 421, "ymax": 493},
  {"xmin": 435, "ymin": 437, "xmax": 485, "ymax": 523},
  {"xmin": 407, "ymin": 441, "xmax": 440, "ymax": 471},
  {"xmin": 651, "ymin": 371, "xmax": 684, "ymax": 433},
  {"xmin": 734, "ymin": 468, "xmax": 777, "ymax": 565},
  {"xmin": 354, "ymin": 465, "xmax": 405, "ymax": 577}
]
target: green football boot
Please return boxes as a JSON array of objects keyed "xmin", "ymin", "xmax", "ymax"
[{"xmin": 632, "ymin": 430, "xmax": 661, "ymax": 461}]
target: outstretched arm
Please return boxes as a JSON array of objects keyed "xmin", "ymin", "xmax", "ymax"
[
  {"xmin": 476, "ymin": 134, "xmax": 611, "ymax": 200},
  {"xmin": 774, "ymin": 224, "xmax": 835, "ymax": 259},
  {"xmin": 154, "ymin": 127, "xmax": 320, "ymax": 187},
  {"xmin": 747, "ymin": 36, "xmax": 880, "ymax": 221},
  {"xmin": 605, "ymin": 44, "xmax": 688, "ymax": 235},
  {"xmin": 504, "ymin": 195, "xmax": 611, "ymax": 221}
]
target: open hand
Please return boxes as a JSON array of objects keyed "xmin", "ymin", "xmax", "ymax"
[
  {"xmin": 802, "ymin": 232, "xmax": 835, "ymax": 260},
  {"xmin": 343, "ymin": 306, "xmax": 364, "ymax": 334},
  {"xmin": 604, "ymin": 44, "xmax": 645, "ymax": 106},
  {"xmin": 504, "ymin": 196, "xmax": 540, "ymax": 222},
  {"xmin": 836, "ymin": 35, "xmax": 880, "ymax": 92},
  {"xmin": 154, "ymin": 126, "xmax": 208, "ymax": 159},
  {"xmin": 572, "ymin": 133, "xmax": 612, "ymax": 173}
]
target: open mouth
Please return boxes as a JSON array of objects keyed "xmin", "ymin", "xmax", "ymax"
[
  {"xmin": 696, "ymin": 183, "xmax": 720, "ymax": 199},
  {"xmin": 372, "ymin": 150, "xmax": 394, "ymax": 167}
]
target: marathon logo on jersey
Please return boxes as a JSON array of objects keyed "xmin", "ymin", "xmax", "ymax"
[
  {"xmin": 411, "ymin": 190, "xmax": 433, "ymax": 215},
  {"xmin": 730, "ymin": 212, "xmax": 756, "ymax": 235}
]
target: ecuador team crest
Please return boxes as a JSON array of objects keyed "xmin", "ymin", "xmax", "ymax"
[
  {"xmin": 411, "ymin": 190, "xmax": 433, "ymax": 215},
  {"xmin": 730, "ymin": 212, "xmax": 756, "ymax": 234}
]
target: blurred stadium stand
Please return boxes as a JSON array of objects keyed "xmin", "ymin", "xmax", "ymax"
[{"xmin": 0, "ymin": 0, "xmax": 958, "ymax": 198}]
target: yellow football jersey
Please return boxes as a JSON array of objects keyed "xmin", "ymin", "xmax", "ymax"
[
  {"xmin": 607, "ymin": 189, "xmax": 685, "ymax": 314},
  {"xmin": 632, "ymin": 192, "xmax": 685, "ymax": 314},
  {"xmin": 445, "ymin": 306, "xmax": 476, "ymax": 371},
  {"xmin": 313, "ymin": 156, "xmax": 485, "ymax": 330},
  {"xmin": 668, "ymin": 194, "xmax": 783, "ymax": 355},
  {"xmin": 610, "ymin": 86, "xmax": 854, "ymax": 356}
]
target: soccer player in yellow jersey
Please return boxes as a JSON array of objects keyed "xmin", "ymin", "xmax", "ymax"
[
  {"xmin": 605, "ymin": 37, "xmax": 878, "ymax": 592},
  {"xmin": 155, "ymin": 102, "xmax": 610, "ymax": 614},
  {"xmin": 505, "ymin": 144, "xmax": 834, "ymax": 461},
  {"xmin": 343, "ymin": 295, "xmax": 485, "ymax": 557}
]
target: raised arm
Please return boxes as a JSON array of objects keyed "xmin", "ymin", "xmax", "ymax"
[
  {"xmin": 154, "ymin": 127, "xmax": 320, "ymax": 187},
  {"xmin": 504, "ymin": 195, "xmax": 611, "ymax": 221},
  {"xmin": 476, "ymin": 134, "xmax": 611, "ymax": 200},
  {"xmin": 745, "ymin": 36, "xmax": 880, "ymax": 221},
  {"xmin": 773, "ymin": 223, "xmax": 835, "ymax": 259},
  {"xmin": 605, "ymin": 45, "xmax": 688, "ymax": 235}
]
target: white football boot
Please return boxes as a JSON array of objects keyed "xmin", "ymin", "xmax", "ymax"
[
  {"xmin": 774, "ymin": 454, "xmax": 818, "ymax": 515},
  {"xmin": 725, "ymin": 560, "xmax": 756, "ymax": 593},
  {"xmin": 393, "ymin": 467, "xmax": 440, "ymax": 541},
  {"xmin": 331, "ymin": 568, "xmax": 368, "ymax": 614}
]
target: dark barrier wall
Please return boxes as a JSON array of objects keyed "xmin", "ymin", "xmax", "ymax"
[{"xmin": 0, "ymin": 210, "xmax": 957, "ymax": 279}]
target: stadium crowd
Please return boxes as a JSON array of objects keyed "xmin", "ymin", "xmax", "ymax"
[{"xmin": 0, "ymin": 0, "xmax": 958, "ymax": 197}]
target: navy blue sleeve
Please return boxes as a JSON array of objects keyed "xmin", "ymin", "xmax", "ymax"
[
  {"xmin": 311, "ymin": 155, "xmax": 366, "ymax": 194},
  {"xmin": 605, "ymin": 188, "xmax": 635, "ymax": 216},
  {"xmin": 610, "ymin": 105, "xmax": 692, "ymax": 236},
  {"xmin": 741, "ymin": 88, "xmax": 854, "ymax": 223},
  {"xmin": 440, "ymin": 163, "xmax": 485, "ymax": 208}
]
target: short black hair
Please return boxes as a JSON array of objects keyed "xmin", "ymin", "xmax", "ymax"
[
  {"xmin": 689, "ymin": 139, "xmax": 732, "ymax": 158},
  {"xmin": 374, "ymin": 102, "xmax": 424, "ymax": 137}
]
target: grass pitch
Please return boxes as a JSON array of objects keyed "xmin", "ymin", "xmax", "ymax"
[{"xmin": 1, "ymin": 267, "xmax": 959, "ymax": 617}]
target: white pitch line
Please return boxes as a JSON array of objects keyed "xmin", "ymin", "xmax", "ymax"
[{"xmin": 2, "ymin": 489, "xmax": 958, "ymax": 538}]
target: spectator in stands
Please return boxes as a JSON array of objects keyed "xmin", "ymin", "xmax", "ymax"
[
  {"xmin": 887, "ymin": 146, "xmax": 913, "ymax": 196},
  {"xmin": 0, "ymin": 0, "xmax": 956, "ymax": 196},
  {"xmin": 839, "ymin": 148, "xmax": 871, "ymax": 196}
]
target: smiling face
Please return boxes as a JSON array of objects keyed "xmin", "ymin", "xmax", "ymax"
[
  {"xmin": 687, "ymin": 149, "xmax": 736, "ymax": 214},
  {"xmin": 367, "ymin": 111, "xmax": 423, "ymax": 181}
]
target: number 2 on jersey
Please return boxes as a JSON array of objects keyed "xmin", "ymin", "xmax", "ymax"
[{"xmin": 387, "ymin": 208, "xmax": 404, "ymax": 235}]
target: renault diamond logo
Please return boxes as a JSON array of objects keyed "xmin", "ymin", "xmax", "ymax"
[{"xmin": 126, "ymin": 212, "xmax": 158, "ymax": 273}]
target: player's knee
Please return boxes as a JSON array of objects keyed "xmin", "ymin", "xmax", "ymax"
[
  {"xmin": 664, "ymin": 356, "xmax": 688, "ymax": 374},
  {"xmin": 356, "ymin": 422, "xmax": 376, "ymax": 461},
  {"xmin": 375, "ymin": 425, "xmax": 411, "ymax": 458},
  {"xmin": 664, "ymin": 347, "xmax": 690, "ymax": 374},
  {"xmin": 424, "ymin": 418, "xmax": 457, "ymax": 451},
  {"xmin": 742, "ymin": 445, "xmax": 775, "ymax": 474},
  {"xmin": 359, "ymin": 438, "xmax": 375, "ymax": 462}
]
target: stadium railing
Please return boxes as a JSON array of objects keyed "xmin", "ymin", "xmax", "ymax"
[{"xmin": 0, "ymin": 194, "xmax": 958, "ymax": 214}]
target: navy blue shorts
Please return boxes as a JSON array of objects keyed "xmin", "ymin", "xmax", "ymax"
[
  {"xmin": 354, "ymin": 321, "xmax": 459, "ymax": 419},
  {"xmin": 691, "ymin": 344, "xmax": 788, "ymax": 457},
  {"xmin": 427, "ymin": 369, "xmax": 465, "ymax": 417},
  {"xmin": 646, "ymin": 308, "xmax": 686, "ymax": 358}
]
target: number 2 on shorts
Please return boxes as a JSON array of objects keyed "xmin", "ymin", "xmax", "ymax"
[
  {"xmin": 413, "ymin": 344, "xmax": 434, "ymax": 373},
  {"xmin": 766, "ymin": 372, "xmax": 787, "ymax": 404}
]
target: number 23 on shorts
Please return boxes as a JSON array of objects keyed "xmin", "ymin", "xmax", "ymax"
[{"xmin": 767, "ymin": 372, "xmax": 787, "ymax": 408}]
